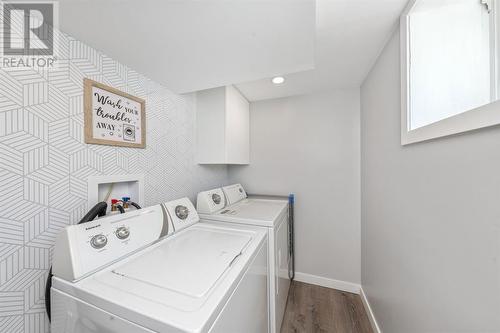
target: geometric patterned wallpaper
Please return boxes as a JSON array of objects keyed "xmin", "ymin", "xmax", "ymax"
[{"xmin": 0, "ymin": 30, "xmax": 228, "ymax": 332}]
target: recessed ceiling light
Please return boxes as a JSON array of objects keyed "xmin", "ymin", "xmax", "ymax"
[{"xmin": 272, "ymin": 76, "xmax": 285, "ymax": 85}]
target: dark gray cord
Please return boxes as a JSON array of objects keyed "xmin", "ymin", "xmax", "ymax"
[
  {"xmin": 129, "ymin": 201, "xmax": 142, "ymax": 210},
  {"xmin": 116, "ymin": 204, "xmax": 125, "ymax": 214},
  {"xmin": 288, "ymin": 194, "xmax": 295, "ymax": 280}
]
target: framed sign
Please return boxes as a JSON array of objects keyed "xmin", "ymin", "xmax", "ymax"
[{"xmin": 84, "ymin": 78, "xmax": 146, "ymax": 148}]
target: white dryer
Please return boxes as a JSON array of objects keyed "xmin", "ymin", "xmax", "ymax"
[
  {"xmin": 197, "ymin": 184, "xmax": 291, "ymax": 333},
  {"xmin": 50, "ymin": 197, "xmax": 268, "ymax": 333}
]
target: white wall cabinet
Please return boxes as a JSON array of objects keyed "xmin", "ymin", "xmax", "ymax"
[{"xmin": 196, "ymin": 85, "xmax": 250, "ymax": 164}]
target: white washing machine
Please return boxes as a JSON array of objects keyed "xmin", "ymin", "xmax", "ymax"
[
  {"xmin": 50, "ymin": 197, "xmax": 268, "ymax": 333},
  {"xmin": 197, "ymin": 184, "xmax": 291, "ymax": 333}
]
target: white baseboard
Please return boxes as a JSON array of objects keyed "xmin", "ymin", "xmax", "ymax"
[
  {"xmin": 293, "ymin": 272, "xmax": 361, "ymax": 294},
  {"xmin": 360, "ymin": 287, "xmax": 382, "ymax": 333}
]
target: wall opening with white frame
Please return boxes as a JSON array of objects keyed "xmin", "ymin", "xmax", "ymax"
[
  {"xmin": 401, "ymin": 0, "xmax": 500, "ymax": 145},
  {"xmin": 88, "ymin": 174, "xmax": 145, "ymax": 215}
]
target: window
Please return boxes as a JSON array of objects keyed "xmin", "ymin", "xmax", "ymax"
[{"xmin": 401, "ymin": 0, "xmax": 500, "ymax": 144}]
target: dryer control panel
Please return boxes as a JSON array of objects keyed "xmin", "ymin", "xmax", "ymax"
[
  {"xmin": 222, "ymin": 184, "xmax": 247, "ymax": 205},
  {"xmin": 196, "ymin": 188, "xmax": 226, "ymax": 214}
]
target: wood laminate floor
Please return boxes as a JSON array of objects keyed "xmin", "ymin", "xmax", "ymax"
[{"xmin": 281, "ymin": 281, "xmax": 374, "ymax": 333}]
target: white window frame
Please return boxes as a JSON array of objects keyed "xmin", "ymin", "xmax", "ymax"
[{"xmin": 401, "ymin": 0, "xmax": 500, "ymax": 145}]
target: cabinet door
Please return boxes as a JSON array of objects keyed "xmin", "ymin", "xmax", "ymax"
[
  {"xmin": 225, "ymin": 86, "xmax": 249, "ymax": 164},
  {"xmin": 196, "ymin": 87, "xmax": 227, "ymax": 164}
]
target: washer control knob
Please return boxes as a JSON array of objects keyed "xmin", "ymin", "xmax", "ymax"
[
  {"xmin": 90, "ymin": 234, "xmax": 107, "ymax": 249},
  {"xmin": 115, "ymin": 226, "xmax": 130, "ymax": 240},
  {"xmin": 212, "ymin": 193, "xmax": 221, "ymax": 205},
  {"xmin": 175, "ymin": 205, "xmax": 189, "ymax": 220}
]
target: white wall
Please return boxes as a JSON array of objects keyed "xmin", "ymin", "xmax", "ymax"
[
  {"xmin": 361, "ymin": 30, "xmax": 500, "ymax": 333},
  {"xmin": 229, "ymin": 90, "xmax": 361, "ymax": 285}
]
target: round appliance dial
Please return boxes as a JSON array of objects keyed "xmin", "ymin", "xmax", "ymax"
[
  {"xmin": 175, "ymin": 205, "xmax": 189, "ymax": 220},
  {"xmin": 90, "ymin": 234, "xmax": 107, "ymax": 249},
  {"xmin": 212, "ymin": 193, "xmax": 221, "ymax": 205},
  {"xmin": 115, "ymin": 226, "xmax": 130, "ymax": 240}
]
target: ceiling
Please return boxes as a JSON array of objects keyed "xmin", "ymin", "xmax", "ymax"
[
  {"xmin": 59, "ymin": 0, "xmax": 316, "ymax": 94},
  {"xmin": 59, "ymin": 0, "xmax": 409, "ymax": 101},
  {"xmin": 236, "ymin": 0, "xmax": 409, "ymax": 101}
]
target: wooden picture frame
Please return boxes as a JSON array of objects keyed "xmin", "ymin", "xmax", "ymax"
[{"xmin": 84, "ymin": 78, "xmax": 146, "ymax": 148}]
